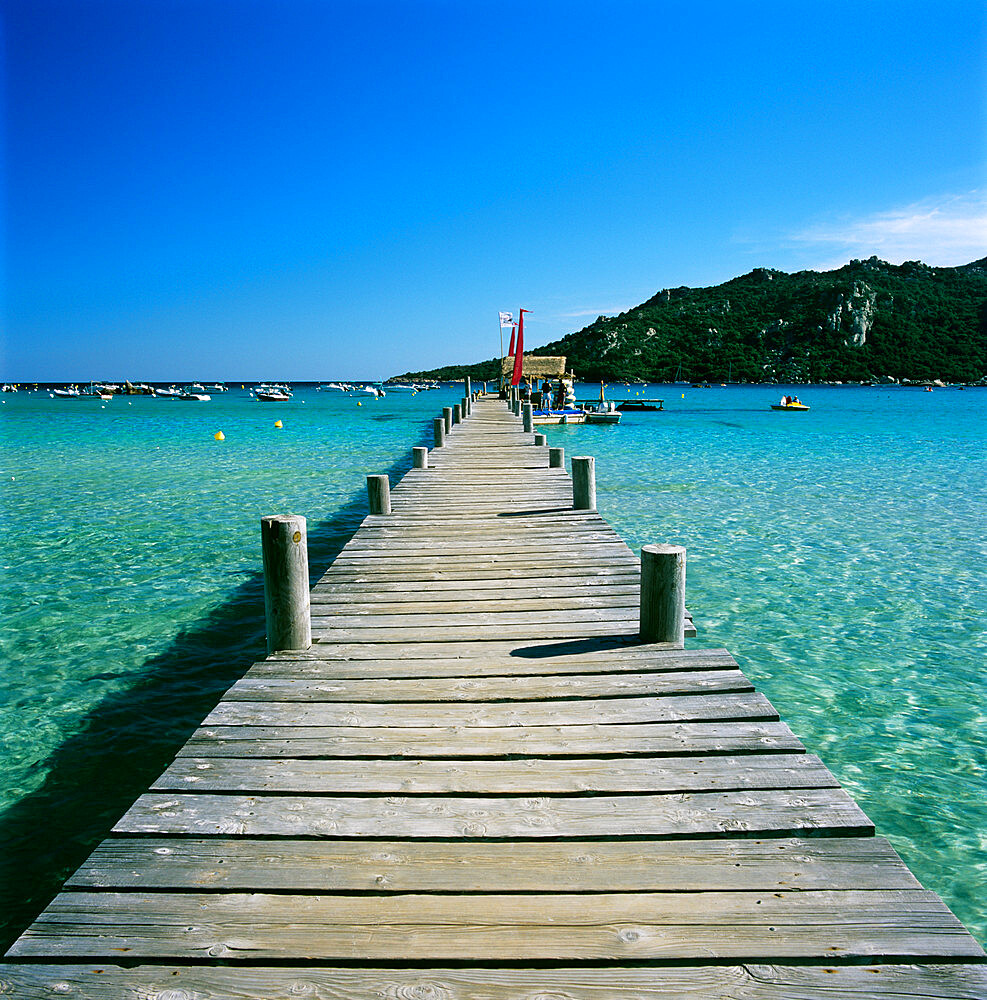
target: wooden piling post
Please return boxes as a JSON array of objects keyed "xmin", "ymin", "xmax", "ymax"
[
  {"xmin": 465, "ymin": 376, "xmax": 471, "ymax": 400},
  {"xmin": 443, "ymin": 407, "xmax": 453, "ymax": 434},
  {"xmin": 572, "ymin": 456, "xmax": 596, "ymax": 511},
  {"xmin": 367, "ymin": 474, "xmax": 391, "ymax": 514},
  {"xmin": 261, "ymin": 514, "xmax": 311, "ymax": 653},
  {"xmin": 412, "ymin": 446, "xmax": 428, "ymax": 469},
  {"xmin": 535, "ymin": 433, "xmax": 546, "ymax": 446},
  {"xmin": 433, "ymin": 417, "xmax": 445, "ymax": 447},
  {"xmin": 461, "ymin": 396, "xmax": 470, "ymax": 419},
  {"xmin": 522, "ymin": 402, "xmax": 533, "ymax": 432},
  {"xmin": 453, "ymin": 403, "xmax": 462, "ymax": 425},
  {"xmin": 549, "ymin": 446, "xmax": 564, "ymax": 468},
  {"xmin": 640, "ymin": 544, "xmax": 687, "ymax": 645}
]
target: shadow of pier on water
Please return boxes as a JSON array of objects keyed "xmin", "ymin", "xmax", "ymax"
[{"xmin": 0, "ymin": 437, "xmax": 423, "ymax": 954}]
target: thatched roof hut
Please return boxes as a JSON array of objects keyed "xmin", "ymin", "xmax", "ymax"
[{"xmin": 500, "ymin": 355, "xmax": 567, "ymax": 379}]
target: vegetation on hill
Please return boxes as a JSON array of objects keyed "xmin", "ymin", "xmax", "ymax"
[{"xmin": 394, "ymin": 257, "xmax": 987, "ymax": 383}]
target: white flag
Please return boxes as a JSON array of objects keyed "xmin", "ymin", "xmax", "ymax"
[{"xmin": 499, "ymin": 311, "xmax": 514, "ymax": 327}]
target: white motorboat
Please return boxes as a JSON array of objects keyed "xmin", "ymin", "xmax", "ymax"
[
  {"xmin": 253, "ymin": 383, "xmax": 292, "ymax": 402},
  {"xmin": 177, "ymin": 386, "xmax": 211, "ymax": 401},
  {"xmin": 253, "ymin": 383, "xmax": 292, "ymax": 401},
  {"xmin": 532, "ymin": 408, "xmax": 587, "ymax": 425},
  {"xmin": 583, "ymin": 399, "xmax": 622, "ymax": 424}
]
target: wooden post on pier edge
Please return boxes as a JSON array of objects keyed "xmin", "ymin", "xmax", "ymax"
[
  {"xmin": 453, "ymin": 403, "xmax": 462, "ymax": 425},
  {"xmin": 572, "ymin": 455, "xmax": 596, "ymax": 511},
  {"xmin": 443, "ymin": 407, "xmax": 453, "ymax": 434},
  {"xmin": 433, "ymin": 417, "xmax": 445, "ymax": 448},
  {"xmin": 412, "ymin": 446, "xmax": 428, "ymax": 469},
  {"xmin": 261, "ymin": 514, "xmax": 311, "ymax": 653},
  {"xmin": 462, "ymin": 395, "xmax": 470, "ymax": 418},
  {"xmin": 522, "ymin": 402, "xmax": 533, "ymax": 433},
  {"xmin": 367, "ymin": 474, "xmax": 391, "ymax": 515},
  {"xmin": 535, "ymin": 433, "xmax": 546, "ymax": 446},
  {"xmin": 549, "ymin": 446, "xmax": 564, "ymax": 468},
  {"xmin": 640, "ymin": 544, "xmax": 686, "ymax": 645}
]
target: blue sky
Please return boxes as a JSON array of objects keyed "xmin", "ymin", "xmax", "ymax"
[{"xmin": 3, "ymin": 0, "xmax": 985, "ymax": 381}]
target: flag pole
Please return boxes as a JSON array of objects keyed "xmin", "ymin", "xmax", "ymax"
[{"xmin": 499, "ymin": 315, "xmax": 504, "ymax": 392}]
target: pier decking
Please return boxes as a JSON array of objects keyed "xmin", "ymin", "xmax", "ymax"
[{"xmin": 3, "ymin": 396, "xmax": 985, "ymax": 998}]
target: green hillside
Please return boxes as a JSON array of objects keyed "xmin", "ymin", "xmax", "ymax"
[{"xmin": 395, "ymin": 257, "xmax": 987, "ymax": 384}]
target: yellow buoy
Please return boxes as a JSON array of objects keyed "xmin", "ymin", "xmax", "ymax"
[
  {"xmin": 274, "ymin": 419, "xmax": 283, "ymax": 428},
  {"xmin": 681, "ymin": 393, "xmax": 685, "ymax": 398},
  {"xmin": 214, "ymin": 431, "xmax": 225, "ymax": 441},
  {"xmin": 357, "ymin": 401, "xmax": 362, "ymax": 406}
]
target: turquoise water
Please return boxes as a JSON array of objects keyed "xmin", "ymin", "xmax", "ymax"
[{"xmin": 1, "ymin": 383, "xmax": 984, "ymax": 948}]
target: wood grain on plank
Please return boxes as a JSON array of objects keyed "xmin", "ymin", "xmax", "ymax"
[
  {"xmin": 115, "ymin": 787, "xmax": 874, "ymax": 838},
  {"xmin": 203, "ymin": 691, "xmax": 779, "ymax": 727},
  {"xmin": 223, "ymin": 669, "xmax": 752, "ymax": 702},
  {"xmin": 4, "ymin": 963, "xmax": 987, "ymax": 1000},
  {"xmin": 179, "ymin": 719, "xmax": 805, "ymax": 758},
  {"xmin": 151, "ymin": 753, "xmax": 835, "ymax": 795},
  {"xmin": 68, "ymin": 836, "xmax": 920, "ymax": 892},
  {"xmin": 11, "ymin": 889, "xmax": 980, "ymax": 961}
]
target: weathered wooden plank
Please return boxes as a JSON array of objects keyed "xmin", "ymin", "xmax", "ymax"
[
  {"xmin": 315, "ymin": 626, "xmax": 701, "ymax": 642},
  {"xmin": 343, "ymin": 537, "xmax": 630, "ymax": 552},
  {"xmin": 358, "ymin": 511, "xmax": 609, "ymax": 525},
  {"xmin": 314, "ymin": 584, "xmax": 640, "ymax": 602},
  {"xmin": 223, "ymin": 669, "xmax": 752, "ymax": 702},
  {"xmin": 203, "ymin": 691, "xmax": 779, "ymax": 727},
  {"xmin": 310, "ymin": 596, "xmax": 642, "ymax": 616},
  {"xmin": 310, "ymin": 607, "xmax": 640, "ymax": 628},
  {"xmin": 151, "ymin": 753, "xmax": 833, "ymax": 795},
  {"xmin": 179, "ymin": 719, "xmax": 805, "ymax": 758},
  {"xmin": 327, "ymin": 551, "xmax": 641, "ymax": 567},
  {"xmin": 356, "ymin": 518, "xmax": 623, "ymax": 533},
  {"xmin": 5, "ymin": 963, "xmax": 987, "ymax": 1000},
  {"xmin": 316, "ymin": 564, "xmax": 642, "ymax": 583},
  {"xmin": 12, "ymin": 889, "xmax": 979, "ymax": 961},
  {"xmin": 114, "ymin": 787, "xmax": 874, "ymax": 838},
  {"xmin": 265, "ymin": 636, "xmax": 690, "ymax": 659},
  {"xmin": 67, "ymin": 836, "xmax": 920, "ymax": 892},
  {"xmin": 312, "ymin": 622, "xmax": 647, "ymax": 642},
  {"xmin": 244, "ymin": 646, "xmax": 735, "ymax": 679}
]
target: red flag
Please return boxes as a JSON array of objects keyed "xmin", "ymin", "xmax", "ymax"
[
  {"xmin": 511, "ymin": 309, "xmax": 528, "ymax": 386},
  {"xmin": 507, "ymin": 324, "xmax": 516, "ymax": 356}
]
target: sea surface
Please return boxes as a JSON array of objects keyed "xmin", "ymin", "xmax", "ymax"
[{"xmin": 0, "ymin": 382, "xmax": 984, "ymax": 949}]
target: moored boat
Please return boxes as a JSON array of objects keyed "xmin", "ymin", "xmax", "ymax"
[
  {"xmin": 532, "ymin": 408, "xmax": 587, "ymax": 425},
  {"xmin": 253, "ymin": 383, "xmax": 292, "ymax": 401},
  {"xmin": 177, "ymin": 386, "xmax": 212, "ymax": 401},
  {"xmin": 583, "ymin": 399, "xmax": 622, "ymax": 424}
]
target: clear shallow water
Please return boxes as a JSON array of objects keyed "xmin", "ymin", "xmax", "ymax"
[{"xmin": 1, "ymin": 383, "xmax": 984, "ymax": 947}]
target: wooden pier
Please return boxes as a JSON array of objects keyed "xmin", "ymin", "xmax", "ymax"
[{"xmin": 3, "ymin": 395, "xmax": 985, "ymax": 998}]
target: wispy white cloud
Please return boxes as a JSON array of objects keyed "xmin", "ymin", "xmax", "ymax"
[
  {"xmin": 791, "ymin": 191, "xmax": 987, "ymax": 268},
  {"xmin": 557, "ymin": 306, "xmax": 632, "ymax": 320}
]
